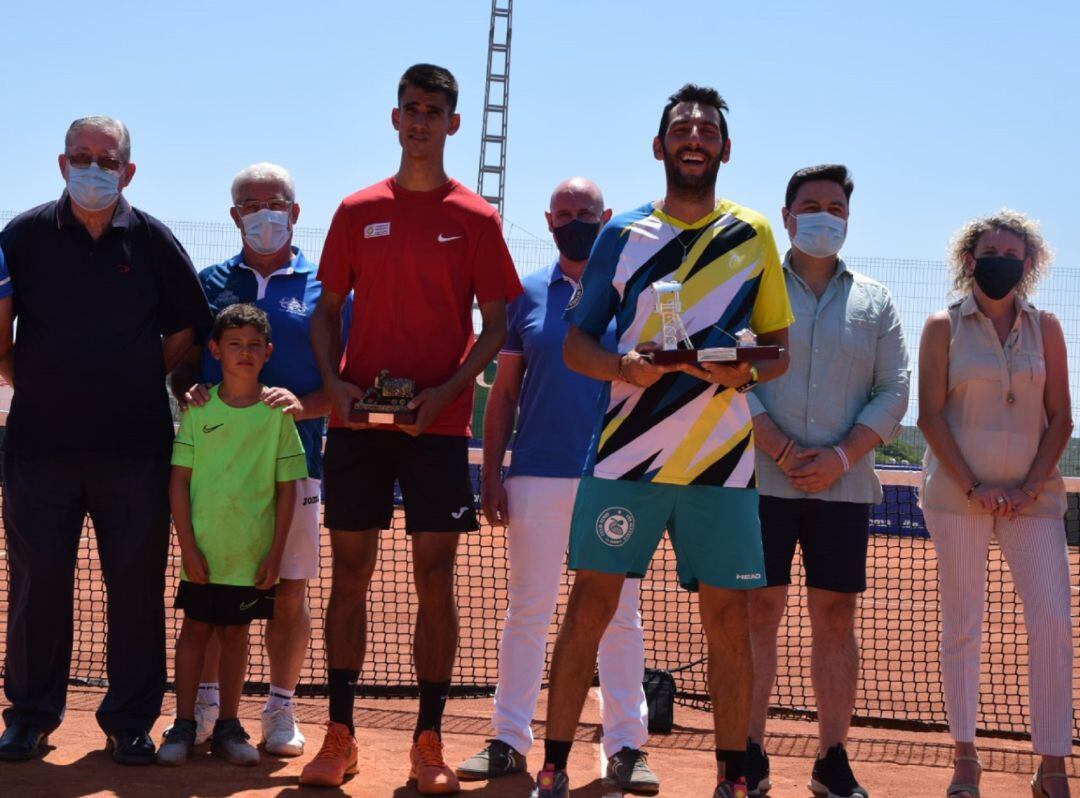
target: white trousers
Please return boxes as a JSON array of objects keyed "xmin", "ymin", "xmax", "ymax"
[
  {"xmin": 923, "ymin": 510, "xmax": 1074, "ymax": 756},
  {"xmin": 492, "ymin": 476, "xmax": 649, "ymax": 758}
]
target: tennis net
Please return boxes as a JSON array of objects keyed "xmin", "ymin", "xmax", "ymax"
[{"xmin": 0, "ymin": 459, "xmax": 1076, "ymax": 742}]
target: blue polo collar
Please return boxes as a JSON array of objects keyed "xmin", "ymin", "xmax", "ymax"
[{"xmin": 56, "ymin": 191, "xmax": 134, "ymax": 230}]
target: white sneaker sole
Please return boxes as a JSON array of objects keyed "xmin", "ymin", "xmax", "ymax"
[
  {"xmin": 749, "ymin": 775, "xmax": 772, "ymax": 796},
  {"xmin": 263, "ymin": 737, "xmax": 305, "ymax": 757}
]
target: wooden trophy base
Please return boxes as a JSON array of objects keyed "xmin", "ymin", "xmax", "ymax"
[{"xmin": 650, "ymin": 345, "xmax": 784, "ymax": 366}]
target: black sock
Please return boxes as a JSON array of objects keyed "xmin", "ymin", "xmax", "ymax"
[
  {"xmin": 328, "ymin": 669, "xmax": 359, "ymax": 734},
  {"xmin": 414, "ymin": 679, "xmax": 451, "ymax": 742},
  {"xmin": 717, "ymin": 748, "xmax": 746, "ymax": 782},
  {"xmin": 544, "ymin": 739, "xmax": 572, "ymax": 772}
]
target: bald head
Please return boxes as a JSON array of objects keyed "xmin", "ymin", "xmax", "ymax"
[
  {"xmin": 546, "ymin": 177, "xmax": 611, "ymax": 268},
  {"xmin": 549, "ymin": 177, "xmax": 604, "ymax": 217}
]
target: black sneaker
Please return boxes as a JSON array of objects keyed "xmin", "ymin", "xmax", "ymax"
[
  {"xmin": 809, "ymin": 744, "xmax": 868, "ymax": 798},
  {"xmin": 529, "ymin": 764, "xmax": 569, "ymax": 798},
  {"xmin": 746, "ymin": 738, "xmax": 771, "ymax": 796},
  {"xmin": 606, "ymin": 747, "xmax": 660, "ymax": 794},
  {"xmin": 455, "ymin": 738, "xmax": 527, "ymax": 779},
  {"xmin": 713, "ymin": 779, "xmax": 750, "ymax": 798}
]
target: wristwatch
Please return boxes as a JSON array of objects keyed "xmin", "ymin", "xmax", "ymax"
[{"xmin": 736, "ymin": 365, "xmax": 759, "ymax": 394}]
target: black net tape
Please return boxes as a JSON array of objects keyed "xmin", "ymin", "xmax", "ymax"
[{"xmin": 0, "ymin": 468, "xmax": 1077, "ymax": 742}]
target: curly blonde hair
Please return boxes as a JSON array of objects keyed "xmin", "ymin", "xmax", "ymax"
[{"xmin": 948, "ymin": 208, "xmax": 1054, "ymax": 299}]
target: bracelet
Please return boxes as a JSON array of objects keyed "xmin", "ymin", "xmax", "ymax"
[
  {"xmin": 1020, "ymin": 485, "xmax": 1039, "ymax": 500},
  {"xmin": 832, "ymin": 445, "xmax": 851, "ymax": 473},
  {"xmin": 775, "ymin": 439, "xmax": 794, "ymax": 465},
  {"xmin": 966, "ymin": 480, "xmax": 982, "ymax": 498}
]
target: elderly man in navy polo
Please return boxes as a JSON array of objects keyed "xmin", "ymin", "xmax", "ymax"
[
  {"xmin": 456, "ymin": 177, "xmax": 659, "ymax": 794},
  {"xmin": 0, "ymin": 115, "xmax": 212, "ymax": 763},
  {"xmin": 170, "ymin": 162, "xmax": 328, "ymax": 758}
]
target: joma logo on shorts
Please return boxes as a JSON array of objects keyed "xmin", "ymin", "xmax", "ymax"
[
  {"xmin": 735, "ymin": 573, "xmax": 762, "ymax": 580},
  {"xmin": 302, "ymin": 496, "xmax": 319, "ymax": 506}
]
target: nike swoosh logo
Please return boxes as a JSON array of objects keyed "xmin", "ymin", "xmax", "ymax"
[
  {"xmin": 239, "ymin": 598, "xmax": 258, "ymax": 610},
  {"xmin": 451, "ymin": 506, "xmax": 470, "ymax": 519},
  {"xmin": 437, "ymin": 234, "xmax": 463, "ymax": 243},
  {"xmin": 202, "ymin": 424, "xmax": 224, "ymax": 433}
]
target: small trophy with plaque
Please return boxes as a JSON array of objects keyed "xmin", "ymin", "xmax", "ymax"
[
  {"xmin": 647, "ymin": 280, "xmax": 783, "ymax": 366},
  {"xmin": 349, "ymin": 369, "xmax": 417, "ymax": 425}
]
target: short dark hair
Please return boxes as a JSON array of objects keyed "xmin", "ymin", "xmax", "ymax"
[
  {"xmin": 211, "ymin": 303, "xmax": 271, "ymax": 343},
  {"xmin": 658, "ymin": 84, "xmax": 729, "ymax": 143},
  {"xmin": 785, "ymin": 164, "xmax": 854, "ymax": 209},
  {"xmin": 398, "ymin": 63, "xmax": 459, "ymax": 113}
]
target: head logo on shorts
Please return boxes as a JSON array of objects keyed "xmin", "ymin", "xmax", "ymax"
[{"xmin": 596, "ymin": 506, "xmax": 635, "ymax": 547}]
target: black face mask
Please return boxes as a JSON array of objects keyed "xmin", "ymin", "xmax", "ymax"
[
  {"xmin": 973, "ymin": 256, "xmax": 1024, "ymax": 300},
  {"xmin": 552, "ymin": 219, "xmax": 602, "ymax": 262}
]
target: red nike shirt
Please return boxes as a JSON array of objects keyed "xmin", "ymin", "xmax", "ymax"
[{"xmin": 318, "ymin": 178, "xmax": 522, "ymax": 435}]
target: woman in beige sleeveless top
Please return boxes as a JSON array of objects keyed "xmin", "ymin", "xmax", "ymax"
[{"xmin": 918, "ymin": 209, "xmax": 1073, "ymax": 798}]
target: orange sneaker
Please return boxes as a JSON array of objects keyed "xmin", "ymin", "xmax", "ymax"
[
  {"xmin": 298, "ymin": 721, "xmax": 358, "ymax": 787},
  {"xmin": 409, "ymin": 729, "xmax": 460, "ymax": 794}
]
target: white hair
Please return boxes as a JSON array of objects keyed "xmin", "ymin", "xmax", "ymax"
[
  {"xmin": 230, "ymin": 162, "xmax": 296, "ymax": 204},
  {"xmin": 65, "ymin": 115, "xmax": 131, "ymax": 162}
]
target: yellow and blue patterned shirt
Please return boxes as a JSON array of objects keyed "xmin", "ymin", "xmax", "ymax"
[{"xmin": 566, "ymin": 199, "xmax": 793, "ymax": 487}]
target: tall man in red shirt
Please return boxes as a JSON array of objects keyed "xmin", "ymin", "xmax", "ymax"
[{"xmin": 301, "ymin": 64, "xmax": 522, "ymax": 794}]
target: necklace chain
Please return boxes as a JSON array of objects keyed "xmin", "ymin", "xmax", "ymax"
[{"xmin": 660, "ymin": 204, "xmax": 716, "ymax": 266}]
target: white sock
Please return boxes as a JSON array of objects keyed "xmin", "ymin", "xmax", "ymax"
[
  {"xmin": 197, "ymin": 682, "xmax": 220, "ymax": 706},
  {"xmin": 266, "ymin": 685, "xmax": 295, "ymax": 713}
]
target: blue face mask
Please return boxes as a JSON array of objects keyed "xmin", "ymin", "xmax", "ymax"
[
  {"xmin": 792, "ymin": 211, "xmax": 847, "ymax": 258},
  {"xmin": 66, "ymin": 163, "xmax": 122, "ymax": 211}
]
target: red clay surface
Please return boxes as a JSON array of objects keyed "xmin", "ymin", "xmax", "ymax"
[{"xmin": 0, "ymin": 689, "xmax": 1075, "ymax": 797}]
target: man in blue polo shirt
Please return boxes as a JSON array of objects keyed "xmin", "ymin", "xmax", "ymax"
[
  {"xmin": 170, "ymin": 163, "xmax": 328, "ymax": 758},
  {"xmin": 455, "ymin": 178, "xmax": 658, "ymax": 793},
  {"xmin": 0, "ymin": 115, "xmax": 212, "ymax": 764}
]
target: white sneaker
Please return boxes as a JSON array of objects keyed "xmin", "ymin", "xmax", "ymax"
[
  {"xmin": 194, "ymin": 698, "xmax": 219, "ymax": 745},
  {"xmin": 261, "ymin": 705, "xmax": 305, "ymax": 756}
]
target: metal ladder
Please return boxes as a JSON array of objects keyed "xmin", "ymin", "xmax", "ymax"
[{"xmin": 476, "ymin": 0, "xmax": 512, "ymax": 220}]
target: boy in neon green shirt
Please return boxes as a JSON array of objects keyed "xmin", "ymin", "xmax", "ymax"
[{"xmin": 158, "ymin": 303, "xmax": 308, "ymax": 767}]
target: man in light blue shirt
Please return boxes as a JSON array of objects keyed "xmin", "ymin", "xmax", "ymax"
[
  {"xmin": 169, "ymin": 163, "xmax": 329, "ymax": 760},
  {"xmin": 455, "ymin": 178, "xmax": 658, "ymax": 794},
  {"xmin": 744, "ymin": 165, "xmax": 909, "ymax": 798}
]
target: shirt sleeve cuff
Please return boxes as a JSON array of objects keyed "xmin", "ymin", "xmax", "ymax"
[
  {"xmin": 746, "ymin": 392, "xmax": 767, "ymax": 417},
  {"xmin": 854, "ymin": 404, "xmax": 902, "ymax": 445}
]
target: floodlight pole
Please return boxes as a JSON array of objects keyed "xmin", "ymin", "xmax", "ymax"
[{"xmin": 477, "ymin": 0, "xmax": 512, "ymax": 222}]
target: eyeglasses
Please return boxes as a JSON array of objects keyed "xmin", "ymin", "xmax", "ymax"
[
  {"xmin": 66, "ymin": 153, "xmax": 124, "ymax": 173},
  {"xmin": 235, "ymin": 199, "xmax": 293, "ymax": 216}
]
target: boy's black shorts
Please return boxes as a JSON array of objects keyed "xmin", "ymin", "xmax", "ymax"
[
  {"xmin": 323, "ymin": 428, "xmax": 478, "ymax": 533},
  {"xmin": 176, "ymin": 581, "xmax": 276, "ymax": 626},
  {"xmin": 758, "ymin": 496, "xmax": 871, "ymax": 594}
]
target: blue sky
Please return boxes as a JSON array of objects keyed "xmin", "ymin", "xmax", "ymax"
[{"xmin": 3, "ymin": 0, "xmax": 1078, "ymax": 269}]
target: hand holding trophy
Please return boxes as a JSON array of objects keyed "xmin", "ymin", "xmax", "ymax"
[{"xmin": 349, "ymin": 369, "xmax": 418, "ymax": 425}]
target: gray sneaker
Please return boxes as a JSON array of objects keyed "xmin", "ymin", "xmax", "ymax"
[
  {"xmin": 606, "ymin": 747, "xmax": 660, "ymax": 794},
  {"xmin": 156, "ymin": 718, "xmax": 196, "ymax": 766},
  {"xmin": 529, "ymin": 765, "xmax": 569, "ymax": 798},
  {"xmin": 210, "ymin": 718, "xmax": 259, "ymax": 766},
  {"xmin": 456, "ymin": 738, "xmax": 527, "ymax": 779}
]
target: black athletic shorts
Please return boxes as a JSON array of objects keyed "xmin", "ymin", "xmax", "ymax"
[
  {"xmin": 176, "ymin": 581, "xmax": 276, "ymax": 626},
  {"xmin": 323, "ymin": 428, "xmax": 478, "ymax": 533},
  {"xmin": 758, "ymin": 496, "xmax": 871, "ymax": 593}
]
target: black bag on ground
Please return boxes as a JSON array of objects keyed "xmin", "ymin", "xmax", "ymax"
[{"xmin": 642, "ymin": 667, "xmax": 675, "ymax": 733}]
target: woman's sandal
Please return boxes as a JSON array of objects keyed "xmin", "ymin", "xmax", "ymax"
[
  {"xmin": 946, "ymin": 755, "xmax": 982, "ymax": 798},
  {"xmin": 1031, "ymin": 763, "xmax": 1070, "ymax": 798}
]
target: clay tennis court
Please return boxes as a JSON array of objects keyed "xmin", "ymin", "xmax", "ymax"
[{"xmin": 1, "ymin": 487, "xmax": 1077, "ymax": 795}]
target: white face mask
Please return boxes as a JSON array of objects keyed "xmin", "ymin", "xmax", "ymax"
[
  {"xmin": 792, "ymin": 211, "xmax": 847, "ymax": 258},
  {"xmin": 240, "ymin": 208, "xmax": 291, "ymax": 255}
]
